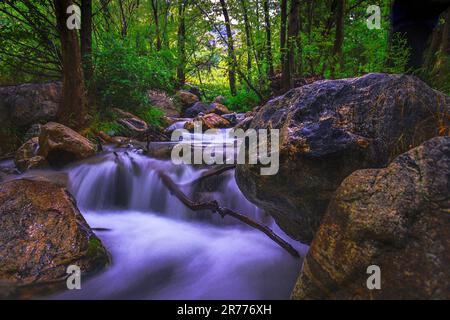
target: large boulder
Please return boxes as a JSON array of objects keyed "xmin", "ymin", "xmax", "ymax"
[
  {"xmin": 184, "ymin": 113, "xmax": 231, "ymax": 131},
  {"xmin": 183, "ymin": 102, "xmax": 209, "ymax": 118},
  {"xmin": 207, "ymin": 103, "xmax": 231, "ymax": 116},
  {"xmin": 293, "ymin": 137, "xmax": 450, "ymax": 300},
  {"xmin": 175, "ymin": 90, "xmax": 199, "ymax": 110},
  {"xmin": 0, "ymin": 82, "xmax": 61, "ymax": 127},
  {"xmin": 39, "ymin": 122, "xmax": 97, "ymax": 167},
  {"xmin": 0, "ymin": 179, "xmax": 110, "ymax": 298},
  {"xmin": 14, "ymin": 137, "xmax": 47, "ymax": 172},
  {"xmin": 236, "ymin": 73, "xmax": 450, "ymax": 243}
]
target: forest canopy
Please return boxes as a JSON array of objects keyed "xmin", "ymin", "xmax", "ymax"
[{"xmin": 0, "ymin": 0, "xmax": 448, "ymax": 122}]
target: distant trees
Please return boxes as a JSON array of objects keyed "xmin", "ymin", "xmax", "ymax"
[
  {"xmin": 220, "ymin": 0, "xmax": 238, "ymax": 96},
  {"xmin": 2, "ymin": 0, "xmax": 445, "ymax": 114}
]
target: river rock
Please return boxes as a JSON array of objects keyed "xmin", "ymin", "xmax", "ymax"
[
  {"xmin": 175, "ymin": 90, "xmax": 199, "ymax": 109},
  {"xmin": 39, "ymin": 122, "xmax": 97, "ymax": 167},
  {"xmin": 292, "ymin": 136, "xmax": 450, "ymax": 299},
  {"xmin": 15, "ymin": 137, "xmax": 47, "ymax": 172},
  {"xmin": 236, "ymin": 73, "xmax": 450, "ymax": 243},
  {"xmin": 0, "ymin": 82, "xmax": 62, "ymax": 127},
  {"xmin": 0, "ymin": 179, "xmax": 110, "ymax": 298},
  {"xmin": 184, "ymin": 102, "xmax": 209, "ymax": 118},
  {"xmin": 112, "ymin": 108, "xmax": 149, "ymax": 136},
  {"xmin": 207, "ymin": 103, "xmax": 231, "ymax": 116},
  {"xmin": 184, "ymin": 113, "xmax": 231, "ymax": 131}
]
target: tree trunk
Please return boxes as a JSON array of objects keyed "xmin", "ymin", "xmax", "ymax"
[
  {"xmin": 118, "ymin": 0, "xmax": 128, "ymax": 37},
  {"xmin": 54, "ymin": 0, "xmax": 87, "ymax": 128},
  {"xmin": 280, "ymin": 0, "xmax": 288, "ymax": 70},
  {"xmin": 220, "ymin": 0, "xmax": 237, "ymax": 96},
  {"xmin": 263, "ymin": 0, "xmax": 274, "ymax": 77},
  {"xmin": 330, "ymin": 0, "xmax": 345, "ymax": 78},
  {"xmin": 177, "ymin": 0, "xmax": 187, "ymax": 86},
  {"xmin": 81, "ymin": 0, "xmax": 92, "ymax": 81},
  {"xmin": 151, "ymin": 0, "xmax": 162, "ymax": 51},
  {"xmin": 240, "ymin": 0, "xmax": 252, "ymax": 75},
  {"xmin": 282, "ymin": 0, "xmax": 300, "ymax": 91}
]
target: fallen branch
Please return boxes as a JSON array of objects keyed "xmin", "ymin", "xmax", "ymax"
[
  {"xmin": 157, "ymin": 171, "xmax": 300, "ymax": 258},
  {"xmin": 181, "ymin": 165, "xmax": 236, "ymax": 186}
]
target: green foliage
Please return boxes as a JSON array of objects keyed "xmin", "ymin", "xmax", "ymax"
[
  {"xmin": 136, "ymin": 107, "xmax": 165, "ymax": 127},
  {"xmin": 225, "ymin": 90, "xmax": 260, "ymax": 113},
  {"xmin": 91, "ymin": 35, "xmax": 175, "ymax": 111}
]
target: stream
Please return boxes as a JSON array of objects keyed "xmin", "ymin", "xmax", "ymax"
[{"xmin": 3, "ymin": 128, "xmax": 307, "ymax": 300}]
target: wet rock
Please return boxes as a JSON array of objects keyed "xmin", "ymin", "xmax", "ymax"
[
  {"xmin": 222, "ymin": 113, "xmax": 246, "ymax": 126},
  {"xmin": 0, "ymin": 82, "xmax": 62, "ymax": 127},
  {"xmin": 293, "ymin": 137, "xmax": 450, "ymax": 300},
  {"xmin": 207, "ymin": 103, "xmax": 231, "ymax": 116},
  {"xmin": 39, "ymin": 122, "xmax": 97, "ymax": 168},
  {"xmin": 236, "ymin": 73, "xmax": 450, "ymax": 243},
  {"xmin": 0, "ymin": 179, "xmax": 110, "ymax": 298},
  {"xmin": 184, "ymin": 102, "xmax": 209, "ymax": 118},
  {"xmin": 15, "ymin": 137, "xmax": 48, "ymax": 172},
  {"xmin": 184, "ymin": 113, "xmax": 231, "ymax": 132},
  {"xmin": 175, "ymin": 90, "xmax": 199, "ymax": 110}
]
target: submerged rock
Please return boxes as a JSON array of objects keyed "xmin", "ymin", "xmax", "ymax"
[
  {"xmin": 0, "ymin": 179, "xmax": 110, "ymax": 298},
  {"xmin": 236, "ymin": 73, "xmax": 450, "ymax": 243},
  {"xmin": 293, "ymin": 137, "xmax": 450, "ymax": 299},
  {"xmin": 39, "ymin": 122, "xmax": 97, "ymax": 167}
]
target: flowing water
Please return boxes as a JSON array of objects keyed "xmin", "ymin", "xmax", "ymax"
[{"xmin": 43, "ymin": 141, "xmax": 307, "ymax": 300}]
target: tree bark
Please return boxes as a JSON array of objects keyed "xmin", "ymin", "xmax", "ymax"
[
  {"xmin": 81, "ymin": 0, "xmax": 93, "ymax": 81},
  {"xmin": 280, "ymin": 0, "xmax": 288, "ymax": 70},
  {"xmin": 177, "ymin": 0, "xmax": 187, "ymax": 86},
  {"xmin": 220, "ymin": 0, "xmax": 237, "ymax": 96},
  {"xmin": 54, "ymin": 0, "xmax": 87, "ymax": 128},
  {"xmin": 330, "ymin": 0, "xmax": 345, "ymax": 78},
  {"xmin": 263, "ymin": 0, "xmax": 274, "ymax": 78},
  {"xmin": 240, "ymin": 0, "xmax": 252, "ymax": 75},
  {"xmin": 151, "ymin": 0, "xmax": 162, "ymax": 51},
  {"xmin": 282, "ymin": 0, "xmax": 300, "ymax": 91}
]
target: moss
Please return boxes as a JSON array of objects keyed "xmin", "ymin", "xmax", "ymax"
[{"xmin": 86, "ymin": 237, "xmax": 103, "ymax": 258}]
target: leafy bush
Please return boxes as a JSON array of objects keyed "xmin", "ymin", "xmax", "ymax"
[
  {"xmin": 224, "ymin": 90, "xmax": 260, "ymax": 113},
  {"xmin": 136, "ymin": 107, "xmax": 164, "ymax": 127},
  {"xmin": 91, "ymin": 36, "xmax": 175, "ymax": 111}
]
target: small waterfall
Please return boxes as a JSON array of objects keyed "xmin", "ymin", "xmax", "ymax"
[{"xmin": 52, "ymin": 148, "xmax": 307, "ymax": 300}]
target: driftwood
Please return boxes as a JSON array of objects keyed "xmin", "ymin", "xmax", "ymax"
[
  {"xmin": 181, "ymin": 165, "xmax": 236, "ymax": 186},
  {"xmin": 157, "ymin": 171, "xmax": 300, "ymax": 258}
]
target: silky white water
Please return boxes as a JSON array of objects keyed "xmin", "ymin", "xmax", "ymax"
[{"xmin": 52, "ymin": 150, "xmax": 306, "ymax": 300}]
